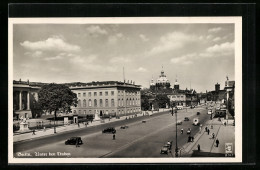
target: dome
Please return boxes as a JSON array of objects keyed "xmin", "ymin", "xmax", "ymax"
[{"xmin": 157, "ymin": 76, "xmax": 169, "ymax": 83}]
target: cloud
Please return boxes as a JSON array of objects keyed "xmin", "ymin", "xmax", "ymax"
[
  {"xmin": 109, "ymin": 57, "xmax": 131, "ymax": 63},
  {"xmin": 25, "ymin": 50, "xmax": 43, "ymax": 57},
  {"xmin": 136, "ymin": 67, "xmax": 147, "ymax": 72},
  {"xmin": 148, "ymin": 32, "xmax": 199, "ymax": 56},
  {"xmin": 20, "ymin": 36, "xmax": 81, "ymax": 52},
  {"xmin": 208, "ymin": 27, "xmax": 223, "ymax": 33},
  {"xmin": 86, "ymin": 25, "xmax": 108, "ymax": 37},
  {"xmin": 108, "ymin": 33, "xmax": 124, "ymax": 44},
  {"xmin": 139, "ymin": 34, "xmax": 149, "ymax": 42},
  {"xmin": 213, "ymin": 37, "xmax": 221, "ymax": 42},
  {"xmin": 171, "ymin": 53, "xmax": 197, "ymax": 65},
  {"xmin": 44, "ymin": 55, "xmax": 64, "ymax": 61}
]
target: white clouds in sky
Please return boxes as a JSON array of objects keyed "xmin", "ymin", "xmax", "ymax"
[
  {"xmin": 139, "ymin": 34, "xmax": 149, "ymax": 42},
  {"xmin": 208, "ymin": 27, "xmax": 223, "ymax": 33},
  {"xmin": 109, "ymin": 57, "xmax": 131, "ymax": 63},
  {"xmin": 136, "ymin": 67, "xmax": 147, "ymax": 72},
  {"xmin": 86, "ymin": 25, "xmax": 108, "ymax": 36},
  {"xmin": 108, "ymin": 33, "xmax": 124, "ymax": 44},
  {"xmin": 148, "ymin": 31, "xmax": 199, "ymax": 56},
  {"xmin": 20, "ymin": 36, "xmax": 81, "ymax": 52}
]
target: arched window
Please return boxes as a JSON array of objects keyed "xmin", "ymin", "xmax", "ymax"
[
  {"xmin": 94, "ymin": 99, "xmax": 97, "ymax": 107},
  {"xmin": 111, "ymin": 99, "xmax": 115, "ymax": 107},
  {"xmin": 130, "ymin": 98, "xmax": 132, "ymax": 105},
  {"xmin": 88, "ymin": 99, "xmax": 92, "ymax": 107},
  {"xmin": 100, "ymin": 99, "xmax": 103, "ymax": 107},
  {"xmin": 118, "ymin": 99, "xmax": 120, "ymax": 107},
  {"xmin": 127, "ymin": 98, "xmax": 129, "ymax": 106},
  {"xmin": 121, "ymin": 99, "xmax": 124, "ymax": 106},
  {"xmin": 78, "ymin": 100, "xmax": 81, "ymax": 107},
  {"xmin": 83, "ymin": 99, "xmax": 86, "ymax": 107}
]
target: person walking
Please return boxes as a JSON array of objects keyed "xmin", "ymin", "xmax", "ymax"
[
  {"xmin": 113, "ymin": 134, "xmax": 115, "ymax": 140},
  {"xmin": 181, "ymin": 128, "xmax": 183, "ymax": 134},
  {"xmin": 205, "ymin": 126, "xmax": 208, "ymax": 132},
  {"xmin": 199, "ymin": 126, "xmax": 202, "ymax": 133},
  {"xmin": 197, "ymin": 144, "xmax": 200, "ymax": 151},
  {"xmin": 216, "ymin": 139, "xmax": 219, "ymax": 147},
  {"xmin": 32, "ymin": 129, "xmax": 36, "ymax": 135},
  {"xmin": 76, "ymin": 138, "xmax": 79, "ymax": 147},
  {"xmin": 212, "ymin": 133, "xmax": 215, "ymax": 139},
  {"xmin": 207, "ymin": 129, "xmax": 210, "ymax": 135}
]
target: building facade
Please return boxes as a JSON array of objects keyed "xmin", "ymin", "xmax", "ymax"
[
  {"xmin": 66, "ymin": 81, "xmax": 141, "ymax": 117},
  {"xmin": 150, "ymin": 67, "xmax": 171, "ymax": 92}
]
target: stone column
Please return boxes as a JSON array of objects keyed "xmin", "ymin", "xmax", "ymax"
[
  {"xmin": 19, "ymin": 91, "xmax": 22, "ymax": 110},
  {"xmin": 27, "ymin": 91, "xmax": 30, "ymax": 110}
]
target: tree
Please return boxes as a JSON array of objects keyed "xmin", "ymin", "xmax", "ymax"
[
  {"xmin": 154, "ymin": 94, "xmax": 170, "ymax": 108},
  {"xmin": 141, "ymin": 96, "xmax": 150, "ymax": 111},
  {"xmin": 38, "ymin": 83, "xmax": 78, "ymax": 133},
  {"xmin": 31, "ymin": 101, "xmax": 44, "ymax": 118}
]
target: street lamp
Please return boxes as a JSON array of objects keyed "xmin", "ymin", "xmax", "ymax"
[{"xmin": 171, "ymin": 101, "xmax": 178, "ymax": 157}]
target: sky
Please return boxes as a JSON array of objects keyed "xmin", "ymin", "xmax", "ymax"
[{"xmin": 13, "ymin": 23, "xmax": 235, "ymax": 92}]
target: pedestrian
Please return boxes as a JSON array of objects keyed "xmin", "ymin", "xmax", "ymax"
[
  {"xmin": 191, "ymin": 136, "xmax": 194, "ymax": 142},
  {"xmin": 212, "ymin": 133, "xmax": 215, "ymax": 139},
  {"xmin": 199, "ymin": 127, "xmax": 202, "ymax": 133},
  {"xmin": 78, "ymin": 122, "xmax": 80, "ymax": 128},
  {"xmin": 113, "ymin": 134, "xmax": 115, "ymax": 140},
  {"xmin": 207, "ymin": 129, "xmax": 210, "ymax": 135},
  {"xmin": 205, "ymin": 126, "xmax": 208, "ymax": 132},
  {"xmin": 76, "ymin": 138, "xmax": 79, "ymax": 147},
  {"xmin": 197, "ymin": 144, "xmax": 200, "ymax": 151},
  {"xmin": 32, "ymin": 129, "xmax": 36, "ymax": 135},
  {"xmin": 43, "ymin": 126, "xmax": 46, "ymax": 132},
  {"xmin": 181, "ymin": 128, "xmax": 183, "ymax": 134},
  {"xmin": 211, "ymin": 125, "xmax": 213, "ymax": 129},
  {"xmin": 216, "ymin": 139, "xmax": 219, "ymax": 147},
  {"xmin": 224, "ymin": 122, "xmax": 227, "ymax": 126}
]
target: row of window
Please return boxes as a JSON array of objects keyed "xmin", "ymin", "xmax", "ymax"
[
  {"xmin": 77, "ymin": 98, "xmax": 140, "ymax": 108},
  {"xmin": 78, "ymin": 91, "xmax": 114, "ymax": 97},
  {"xmin": 77, "ymin": 91, "xmax": 140, "ymax": 98},
  {"xmin": 171, "ymin": 95, "xmax": 185, "ymax": 98}
]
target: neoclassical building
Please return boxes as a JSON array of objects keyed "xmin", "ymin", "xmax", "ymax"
[{"xmin": 13, "ymin": 80, "xmax": 141, "ymax": 119}]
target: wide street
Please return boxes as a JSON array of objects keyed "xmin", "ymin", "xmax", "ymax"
[{"xmin": 14, "ymin": 106, "xmax": 211, "ymax": 158}]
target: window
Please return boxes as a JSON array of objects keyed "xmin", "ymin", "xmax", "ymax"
[
  {"xmin": 129, "ymin": 98, "xmax": 131, "ymax": 105},
  {"xmin": 89, "ymin": 110, "xmax": 92, "ymax": 114},
  {"xmin": 83, "ymin": 99, "xmax": 86, "ymax": 107},
  {"xmin": 99, "ymin": 92, "xmax": 102, "ymax": 96},
  {"xmin": 111, "ymin": 99, "xmax": 115, "ymax": 107},
  {"xmin": 118, "ymin": 99, "xmax": 120, "ymax": 106},
  {"xmin": 94, "ymin": 99, "xmax": 97, "ymax": 107},
  {"xmin": 121, "ymin": 99, "xmax": 124, "ymax": 106},
  {"xmin": 111, "ymin": 91, "xmax": 114, "ymax": 96},
  {"xmin": 88, "ymin": 99, "xmax": 92, "ymax": 107},
  {"xmin": 78, "ymin": 100, "xmax": 81, "ymax": 107},
  {"xmin": 100, "ymin": 99, "xmax": 103, "ymax": 107},
  {"xmin": 88, "ymin": 92, "xmax": 91, "ymax": 97},
  {"xmin": 74, "ymin": 110, "xmax": 77, "ymax": 114},
  {"xmin": 94, "ymin": 92, "xmax": 97, "ymax": 96},
  {"xmin": 83, "ymin": 93, "xmax": 86, "ymax": 97},
  {"xmin": 105, "ymin": 99, "xmax": 109, "ymax": 107},
  {"xmin": 78, "ymin": 93, "xmax": 81, "ymax": 97},
  {"xmin": 127, "ymin": 98, "xmax": 129, "ymax": 106},
  {"xmin": 79, "ymin": 110, "xmax": 81, "ymax": 114},
  {"xmin": 105, "ymin": 91, "xmax": 108, "ymax": 96},
  {"xmin": 84, "ymin": 110, "xmax": 86, "ymax": 114}
]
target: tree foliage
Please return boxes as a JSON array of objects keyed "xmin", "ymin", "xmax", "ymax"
[
  {"xmin": 38, "ymin": 83, "xmax": 78, "ymax": 114},
  {"xmin": 141, "ymin": 95, "xmax": 150, "ymax": 111},
  {"xmin": 154, "ymin": 94, "xmax": 170, "ymax": 108}
]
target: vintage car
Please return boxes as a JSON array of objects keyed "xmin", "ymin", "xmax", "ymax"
[
  {"xmin": 160, "ymin": 145, "xmax": 169, "ymax": 154},
  {"xmin": 184, "ymin": 117, "xmax": 189, "ymax": 121},
  {"xmin": 102, "ymin": 127, "xmax": 116, "ymax": 134},
  {"xmin": 120, "ymin": 125, "xmax": 129, "ymax": 129},
  {"xmin": 166, "ymin": 141, "xmax": 173, "ymax": 150},
  {"xmin": 65, "ymin": 137, "xmax": 83, "ymax": 145},
  {"xmin": 187, "ymin": 128, "xmax": 191, "ymax": 134},
  {"xmin": 176, "ymin": 120, "xmax": 182, "ymax": 125}
]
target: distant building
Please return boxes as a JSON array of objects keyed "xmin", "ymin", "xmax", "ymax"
[{"xmin": 150, "ymin": 67, "xmax": 171, "ymax": 92}]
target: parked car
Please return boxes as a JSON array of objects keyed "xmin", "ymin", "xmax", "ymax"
[
  {"xmin": 120, "ymin": 125, "xmax": 129, "ymax": 129},
  {"xmin": 142, "ymin": 120, "xmax": 147, "ymax": 123},
  {"xmin": 184, "ymin": 117, "xmax": 189, "ymax": 121},
  {"xmin": 166, "ymin": 141, "xmax": 173, "ymax": 150},
  {"xmin": 102, "ymin": 127, "xmax": 116, "ymax": 134},
  {"xmin": 187, "ymin": 128, "xmax": 191, "ymax": 134},
  {"xmin": 176, "ymin": 120, "xmax": 182, "ymax": 125},
  {"xmin": 65, "ymin": 137, "xmax": 83, "ymax": 145},
  {"xmin": 160, "ymin": 145, "xmax": 169, "ymax": 154}
]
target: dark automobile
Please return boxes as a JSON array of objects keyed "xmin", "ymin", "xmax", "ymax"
[
  {"xmin": 102, "ymin": 127, "xmax": 116, "ymax": 134},
  {"xmin": 160, "ymin": 145, "xmax": 169, "ymax": 154},
  {"xmin": 197, "ymin": 112, "xmax": 200, "ymax": 115},
  {"xmin": 120, "ymin": 125, "xmax": 129, "ymax": 129},
  {"xmin": 65, "ymin": 137, "xmax": 83, "ymax": 145},
  {"xmin": 184, "ymin": 117, "xmax": 189, "ymax": 121}
]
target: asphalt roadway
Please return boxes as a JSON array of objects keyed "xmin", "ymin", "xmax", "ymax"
[{"xmin": 14, "ymin": 106, "xmax": 211, "ymax": 158}]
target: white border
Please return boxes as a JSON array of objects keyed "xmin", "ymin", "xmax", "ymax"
[{"xmin": 8, "ymin": 17, "xmax": 242, "ymax": 164}]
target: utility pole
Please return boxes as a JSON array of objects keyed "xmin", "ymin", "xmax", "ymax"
[{"xmin": 175, "ymin": 104, "xmax": 178, "ymax": 157}]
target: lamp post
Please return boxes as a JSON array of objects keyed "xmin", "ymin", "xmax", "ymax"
[{"xmin": 171, "ymin": 101, "xmax": 178, "ymax": 157}]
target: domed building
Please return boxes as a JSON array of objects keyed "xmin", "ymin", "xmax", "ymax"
[
  {"xmin": 173, "ymin": 79, "xmax": 180, "ymax": 90},
  {"xmin": 150, "ymin": 67, "xmax": 171, "ymax": 92}
]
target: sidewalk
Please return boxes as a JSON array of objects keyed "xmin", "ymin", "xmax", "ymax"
[
  {"xmin": 13, "ymin": 110, "xmax": 167, "ymax": 143},
  {"xmin": 181, "ymin": 117, "xmax": 235, "ymax": 157}
]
